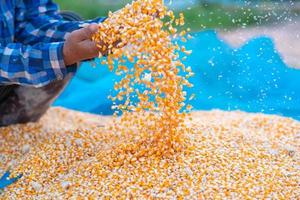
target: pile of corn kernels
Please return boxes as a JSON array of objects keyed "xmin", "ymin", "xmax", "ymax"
[
  {"xmin": 0, "ymin": 0, "xmax": 299, "ymax": 199},
  {"xmin": 0, "ymin": 107, "xmax": 299, "ymax": 199}
]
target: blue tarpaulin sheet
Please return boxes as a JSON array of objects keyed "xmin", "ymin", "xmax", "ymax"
[{"xmin": 54, "ymin": 30, "xmax": 300, "ymax": 120}]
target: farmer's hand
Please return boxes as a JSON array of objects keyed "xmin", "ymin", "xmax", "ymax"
[{"xmin": 63, "ymin": 24, "xmax": 107, "ymax": 66}]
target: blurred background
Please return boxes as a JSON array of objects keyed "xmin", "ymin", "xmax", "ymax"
[
  {"xmin": 55, "ymin": 0, "xmax": 300, "ymax": 31},
  {"xmin": 54, "ymin": 0, "xmax": 300, "ymax": 120}
]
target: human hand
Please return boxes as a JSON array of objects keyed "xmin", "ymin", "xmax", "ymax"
[{"xmin": 63, "ymin": 24, "xmax": 108, "ymax": 66}]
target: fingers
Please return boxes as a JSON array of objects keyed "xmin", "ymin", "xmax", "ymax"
[
  {"xmin": 79, "ymin": 40, "xmax": 100, "ymax": 60},
  {"xmin": 71, "ymin": 23, "xmax": 99, "ymax": 42},
  {"xmin": 64, "ymin": 24, "xmax": 101, "ymax": 66}
]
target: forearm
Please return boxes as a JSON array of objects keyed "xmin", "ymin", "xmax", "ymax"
[
  {"xmin": 0, "ymin": 42, "xmax": 74, "ymax": 87},
  {"xmin": 16, "ymin": 17, "xmax": 105, "ymax": 44},
  {"xmin": 15, "ymin": 0, "xmax": 105, "ymax": 45}
]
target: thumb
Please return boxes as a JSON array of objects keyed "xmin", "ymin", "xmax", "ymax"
[{"xmin": 71, "ymin": 23, "xmax": 99, "ymax": 42}]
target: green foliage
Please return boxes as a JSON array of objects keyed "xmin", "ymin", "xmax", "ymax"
[
  {"xmin": 54, "ymin": 0, "xmax": 296, "ymax": 31},
  {"xmin": 181, "ymin": 4, "xmax": 267, "ymax": 31},
  {"xmin": 54, "ymin": 0, "xmax": 130, "ymax": 19}
]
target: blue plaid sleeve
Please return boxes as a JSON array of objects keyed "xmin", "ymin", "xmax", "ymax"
[
  {"xmin": 0, "ymin": 42, "xmax": 67, "ymax": 87},
  {"xmin": 15, "ymin": 0, "xmax": 106, "ymax": 45},
  {"xmin": 0, "ymin": 0, "xmax": 105, "ymax": 87}
]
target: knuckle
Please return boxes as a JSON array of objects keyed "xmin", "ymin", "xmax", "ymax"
[
  {"xmin": 84, "ymin": 27, "xmax": 93, "ymax": 37},
  {"xmin": 70, "ymin": 30, "xmax": 80, "ymax": 41}
]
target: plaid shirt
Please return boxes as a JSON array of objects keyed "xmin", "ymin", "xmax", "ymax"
[{"xmin": 0, "ymin": 0, "xmax": 105, "ymax": 87}]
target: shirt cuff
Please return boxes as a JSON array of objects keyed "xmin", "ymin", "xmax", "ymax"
[
  {"xmin": 77, "ymin": 17, "xmax": 107, "ymax": 28},
  {"xmin": 86, "ymin": 17, "xmax": 107, "ymax": 24},
  {"xmin": 44, "ymin": 42, "xmax": 70, "ymax": 82}
]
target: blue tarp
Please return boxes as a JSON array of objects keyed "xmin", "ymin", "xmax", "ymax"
[{"xmin": 54, "ymin": 30, "xmax": 300, "ymax": 120}]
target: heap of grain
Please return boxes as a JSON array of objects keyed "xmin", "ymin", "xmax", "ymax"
[
  {"xmin": 0, "ymin": 0, "xmax": 299, "ymax": 199},
  {"xmin": 1, "ymin": 108, "xmax": 299, "ymax": 199}
]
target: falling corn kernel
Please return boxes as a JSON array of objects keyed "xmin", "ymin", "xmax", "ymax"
[
  {"xmin": 92, "ymin": 0, "xmax": 193, "ymax": 153},
  {"xmin": 189, "ymin": 93, "xmax": 195, "ymax": 101}
]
